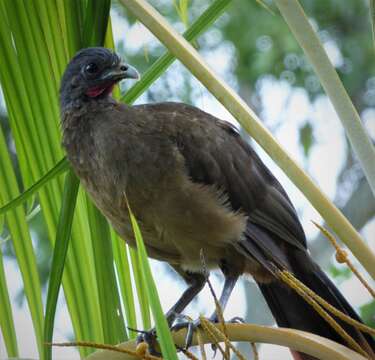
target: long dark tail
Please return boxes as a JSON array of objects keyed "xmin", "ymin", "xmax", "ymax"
[{"xmin": 258, "ymin": 251, "xmax": 375, "ymax": 359}]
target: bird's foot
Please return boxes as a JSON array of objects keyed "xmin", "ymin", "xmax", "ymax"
[
  {"xmin": 128, "ymin": 327, "xmax": 160, "ymax": 356},
  {"xmin": 170, "ymin": 315, "xmax": 202, "ymax": 350},
  {"xmin": 220, "ymin": 316, "xmax": 245, "ymax": 324},
  {"xmin": 208, "ymin": 315, "xmax": 245, "ymax": 354},
  {"xmin": 130, "ymin": 311, "xmax": 179, "ymax": 355},
  {"xmin": 130, "ymin": 315, "xmax": 244, "ymax": 355},
  {"xmin": 171, "ymin": 315, "xmax": 244, "ymax": 352}
]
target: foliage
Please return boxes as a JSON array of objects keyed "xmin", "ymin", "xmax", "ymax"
[
  {"xmin": 223, "ymin": 0, "xmax": 375, "ymax": 104},
  {"xmin": 0, "ymin": 0, "xmax": 374, "ymax": 359},
  {"xmin": 0, "ymin": 0, "xmax": 231, "ymax": 359}
]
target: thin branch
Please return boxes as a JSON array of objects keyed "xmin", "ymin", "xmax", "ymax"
[{"xmin": 85, "ymin": 323, "xmax": 368, "ymax": 360}]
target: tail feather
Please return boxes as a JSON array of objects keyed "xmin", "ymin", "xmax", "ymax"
[{"xmin": 258, "ymin": 251, "xmax": 375, "ymax": 359}]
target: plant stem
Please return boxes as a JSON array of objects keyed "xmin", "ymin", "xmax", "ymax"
[
  {"xmin": 274, "ymin": 0, "xmax": 375, "ymax": 196},
  {"xmin": 85, "ymin": 323, "xmax": 367, "ymax": 360}
]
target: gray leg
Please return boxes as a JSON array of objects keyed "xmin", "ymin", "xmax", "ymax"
[
  {"xmin": 209, "ymin": 274, "xmax": 238, "ymax": 322},
  {"xmin": 165, "ymin": 270, "xmax": 207, "ymax": 326},
  {"xmin": 170, "ymin": 273, "xmax": 240, "ymax": 350}
]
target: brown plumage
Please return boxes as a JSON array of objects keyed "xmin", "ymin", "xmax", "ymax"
[{"xmin": 60, "ymin": 47, "xmax": 374, "ymax": 359}]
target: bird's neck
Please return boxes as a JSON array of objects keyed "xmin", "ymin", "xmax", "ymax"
[
  {"xmin": 60, "ymin": 96, "xmax": 119, "ymax": 163},
  {"xmin": 61, "ymin": 96, "xmax": 123, "ymax": 175},
  {"xmin": 60, "ymin": 96, "xmax": 116, "ymax": 130}
]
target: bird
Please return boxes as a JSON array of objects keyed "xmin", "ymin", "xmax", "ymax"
[{"xmin": 60, "ymin": 47, "xmax": 374, "ymax": 359}]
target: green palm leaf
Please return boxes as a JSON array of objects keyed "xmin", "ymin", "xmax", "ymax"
[{"xmin": 0, "ymin": 1, "xmax": 234, "ymax": 359}]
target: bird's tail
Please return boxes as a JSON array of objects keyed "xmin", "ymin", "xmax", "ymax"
[{"xmin": 258, "ymin": 251, "xmax": 375, "ymax": 360}]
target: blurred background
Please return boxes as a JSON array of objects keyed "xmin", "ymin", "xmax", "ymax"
[{"xmin": 1, "ymin": 0, "xmax": 374, "ymax": 358}]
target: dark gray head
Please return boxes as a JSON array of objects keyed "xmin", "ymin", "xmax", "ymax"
[{"xmin": 60, "ymin": 47, "xmax": 139, "ymax": 110}]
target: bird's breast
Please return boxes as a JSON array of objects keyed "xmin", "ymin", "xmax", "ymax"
[{"xmin": 62, "ymin": 111, "xmax": 247, "ymax": 269}]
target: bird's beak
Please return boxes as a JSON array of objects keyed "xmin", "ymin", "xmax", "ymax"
[{"xmin": 101, "ymin": 63, "xmax": 140, "ymax": 82}]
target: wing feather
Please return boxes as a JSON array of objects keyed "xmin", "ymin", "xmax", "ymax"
[{"xmin": 134, "ymin": 102, "xmax": 307, "ymax": 268}]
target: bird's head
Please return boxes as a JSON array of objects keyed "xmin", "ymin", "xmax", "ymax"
[{"xmin": 60, "ymin": 47, "xmax": 139, "ymax": 110}]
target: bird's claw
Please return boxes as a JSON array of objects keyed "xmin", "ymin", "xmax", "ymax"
[
  {"xmin": 129, "ymin": 327, "xmax": 160, "ymax": 356},
  {"xmin": 131, "ymin": 315, "xmax": 245, "ymax": 355},
  {"xmin": 170, "ymin": 317, "xmax": 202, "ymax": 350},
  {"xmin": 227, "ymin": 316, "xmax": 245, "ymax": 324},
  {"xmin": 207, "ymin": 315, "xmax": 245, "ymax": 354}
]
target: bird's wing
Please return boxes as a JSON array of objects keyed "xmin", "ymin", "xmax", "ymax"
[{"xmin": 134, "ymin": 102, "xmax": 307, "ymax": 270}]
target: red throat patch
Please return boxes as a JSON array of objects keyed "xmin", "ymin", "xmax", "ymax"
[{"xmin": 86, "ymin": 83, "xmax": 115, "ymax": 98}]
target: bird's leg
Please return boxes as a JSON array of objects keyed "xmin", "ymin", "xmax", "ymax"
[
  {"xmin": 208, "ymin": 274, "xmax": 239, "ymax": 322},
  {"xmin": 171, "ymin": 263, "xmax": 241, "ymax": 349},
  {"xmin": 164, "ymin": 271, "xmax": 207, "ymax": 326},
  {"xmin": 136, "ymin": 270, "xmax": 207, "ymax": 354}
]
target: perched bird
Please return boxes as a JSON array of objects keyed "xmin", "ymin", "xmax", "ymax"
[{"xmin": 60, "ymin": 47, "xmax": 374, "ymax": 359}]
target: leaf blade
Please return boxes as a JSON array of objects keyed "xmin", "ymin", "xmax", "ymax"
[
  {"xmin": 128, "ymin": 205, "xmax": 178, "ymax": 360},
  {"xmin": 0, "ymin": 247, "xmax": 19, "ymax": 357},
  {"xmin": 43, "ymin": 170, "xmax": 80, "ymax": 360}
]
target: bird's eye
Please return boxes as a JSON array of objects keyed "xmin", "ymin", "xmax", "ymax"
[{"xmin": 85, "ymin": 63, "xmax": 99, "ymax": 74}]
